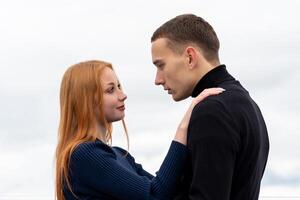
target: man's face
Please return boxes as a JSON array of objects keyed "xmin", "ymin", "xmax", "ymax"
[{"xmin": 151, "ymin": 38, "xmax": 191, "ymax": 101}]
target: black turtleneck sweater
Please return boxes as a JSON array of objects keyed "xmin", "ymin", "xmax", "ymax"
[{"xmin": 174, "ymin": 65, "xmax": 269, "ymax": 200}]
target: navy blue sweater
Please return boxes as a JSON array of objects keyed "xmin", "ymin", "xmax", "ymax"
[{"xmin": 63, "ymin": 140, "xmax": 187, "ymax": 200}]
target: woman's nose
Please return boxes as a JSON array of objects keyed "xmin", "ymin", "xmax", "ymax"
[{"xmin": 119, "ymin": 91, "xmax": 127, "ymax": 101}]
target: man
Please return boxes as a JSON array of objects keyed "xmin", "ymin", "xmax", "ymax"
[{"xmin": 151, "ymin": 14, "xmax": 269, "ymax": 200}]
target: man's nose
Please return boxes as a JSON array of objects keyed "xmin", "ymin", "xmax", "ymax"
[{"xmin": 155, "ymin": 71, "xmax": 164, "ymax": 85}]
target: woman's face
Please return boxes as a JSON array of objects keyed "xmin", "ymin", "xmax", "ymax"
[{"xmin": 101, "ymin": 67, "xmax": 127, "ymax": 122}]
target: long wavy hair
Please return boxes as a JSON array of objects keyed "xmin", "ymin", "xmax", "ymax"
[{"xmin": 55, "ymin": 60, "xmax": 128, "ymax": 200}]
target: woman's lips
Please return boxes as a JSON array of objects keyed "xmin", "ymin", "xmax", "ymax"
[{"xmin": 117, "ymin": 105, "xmax": 125, "ymax": 111}]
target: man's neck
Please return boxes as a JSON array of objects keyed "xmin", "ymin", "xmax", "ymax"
[{"xmin": 192, "ymin": 60, "xmax": 220, "ymax": 91}]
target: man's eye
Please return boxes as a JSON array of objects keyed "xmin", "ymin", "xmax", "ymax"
[{"xmin": 158, "ymin": 64, "xmax": 165, "ymax": 69}]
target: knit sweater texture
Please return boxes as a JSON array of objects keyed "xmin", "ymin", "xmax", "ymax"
[
  {"xmin": 174, "ymin": 65, "xmax": 269, "ymax": 200},
  {"xmin": 63, "ymin": 140, "xmax": 187, "ymax": 200}
]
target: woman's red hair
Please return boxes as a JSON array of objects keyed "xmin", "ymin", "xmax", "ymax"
[{"xmin": 55, "ymin": 60, "xmax": 128, "ymax": 200}]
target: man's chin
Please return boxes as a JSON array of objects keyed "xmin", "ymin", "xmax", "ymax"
[{"xmin": 171, "ymin": 93, "xmax": 188, "ymax": 102}]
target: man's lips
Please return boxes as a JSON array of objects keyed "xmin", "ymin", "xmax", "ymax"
[{"xmin": 164, "ymin": 87, "xmax": 172, "ymax": 94}]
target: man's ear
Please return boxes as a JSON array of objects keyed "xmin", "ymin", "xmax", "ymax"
[{"xmin": 185, "ymin": 46, "xmax": 198, "ymax": 69}]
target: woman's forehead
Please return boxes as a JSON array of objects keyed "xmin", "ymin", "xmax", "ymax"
[{"xmin": 101, "ymin": 68, "xmax": 119, "ymax": 84}]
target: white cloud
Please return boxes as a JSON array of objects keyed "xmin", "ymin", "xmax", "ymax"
[{"xmin": 1, "ymin": 0, "xmax": 299, "ymax": 198}]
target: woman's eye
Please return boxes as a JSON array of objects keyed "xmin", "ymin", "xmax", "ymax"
[
  {"xmin": 118, "ymin": 84, "xmax": 121, "ymax": 89},
  {"xmin": 108, "ymin": 87, "xmax": 114, "ymax": 93}
]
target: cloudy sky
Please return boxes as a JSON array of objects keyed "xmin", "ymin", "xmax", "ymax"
[{"xmin": 0, "ymin": 0, "xmax": 299, "ymax": 199}]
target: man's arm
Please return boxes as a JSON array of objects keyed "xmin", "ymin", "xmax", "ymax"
[{"xmin": 187, "ymin": 99, "xmax": 240, "ymax": 200}]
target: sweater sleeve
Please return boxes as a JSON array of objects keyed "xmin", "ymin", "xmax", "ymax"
[
  {"xmin": 113, "ymin": 146, "xmax": 155, "ymax": 180},
  {"xmin": 71, "ymin": 140, "xmax": 187, "ymax": 200},
  {"xmin": 132, "ymin": 162, "xmax": 155, "ymax": 179},
  {"xmin": 187, "ymin": 99, "xmax": 240, "ymax": 200},
  {"xmin": 127, "ymin": 153, "xmax": 155, "ymax": 180}
]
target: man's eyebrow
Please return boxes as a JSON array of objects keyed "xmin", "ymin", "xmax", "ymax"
[{"xmin": 153, "ymin": 59, "xmax": 163, "ymax": 66}]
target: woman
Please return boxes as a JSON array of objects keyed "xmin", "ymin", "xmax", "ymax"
[{"xmin": 55, "ymin": 60, "xmax": 224, "ymax": 200}]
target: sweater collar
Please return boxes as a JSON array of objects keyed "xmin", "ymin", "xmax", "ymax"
[{"xmin": 191, "ymin": 65, "xmax": 234, "ymax": 97}]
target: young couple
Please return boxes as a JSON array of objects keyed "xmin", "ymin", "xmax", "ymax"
[{"xmin": 55, "ymin": 14, "xmax": 269, "ymax": 200}]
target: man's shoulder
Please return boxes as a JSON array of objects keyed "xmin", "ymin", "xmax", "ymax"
[
  {"xmin": 192, "ymin": 94, "xmax": 226, "ymax": 115},
  {"xmin": 190, "ymin": 91, "xmax": 242, "ymax": 132},
  {"xmin": 193, "ymin": 87, "xmax": 252, "ymax": 114}
]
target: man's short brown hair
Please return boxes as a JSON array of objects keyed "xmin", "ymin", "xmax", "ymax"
[{"xmin": 151, "ymin": 14, "xmax": 220, "ymax": 62}]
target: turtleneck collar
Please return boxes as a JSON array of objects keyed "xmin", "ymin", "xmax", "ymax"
[{"xmin": 191, "ymin": 65, "xmax": 234, "ymax": 97}]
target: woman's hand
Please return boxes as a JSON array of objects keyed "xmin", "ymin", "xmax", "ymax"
[{"xmin": 174, "ymin": 87, "xmax": 225, "ymax": 145}]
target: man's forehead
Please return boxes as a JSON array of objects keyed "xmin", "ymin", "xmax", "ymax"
[
  {"xmin": 151, "ymin": 38, "xmax": 172, "ymax": 61},
  {"xmin": 151, "ymin": 38, "xmax": 169, "ymax": 49}
]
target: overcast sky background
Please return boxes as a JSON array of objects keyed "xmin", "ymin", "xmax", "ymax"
[{"xmin": 0, "ymin": 0, "xmax": 299, "ymax": 199}]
